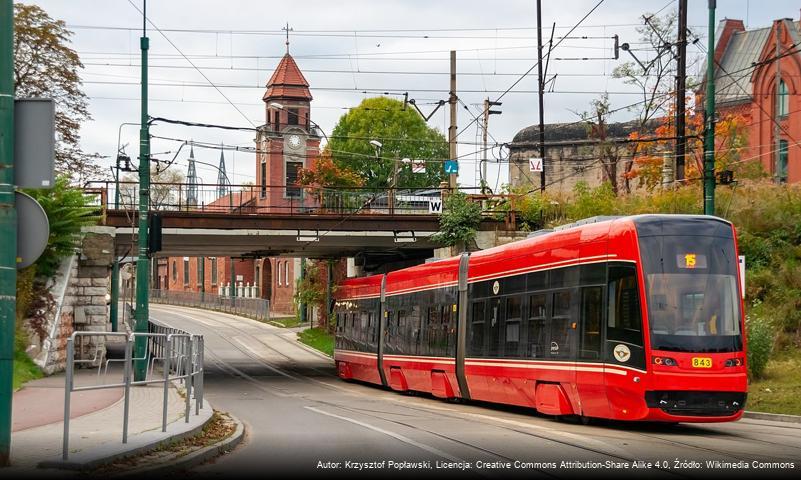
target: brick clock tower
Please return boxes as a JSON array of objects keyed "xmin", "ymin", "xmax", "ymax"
[{"xmin": 256, "ymin": 51, "xmax": 320, "ymax": 211}]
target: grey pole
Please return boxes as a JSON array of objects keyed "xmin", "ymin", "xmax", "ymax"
[{"xmin": 62, "ymin": 338, "xmax": 74, "ymax": 460}]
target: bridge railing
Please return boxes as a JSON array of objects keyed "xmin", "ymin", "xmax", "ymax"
[
  {"xmin": 83, "ymin": 181, "xmax": 521, "ymax": 224},
  {"xmin": 148, "ymin": 289, "xmax": 271, "ymax": 323}
]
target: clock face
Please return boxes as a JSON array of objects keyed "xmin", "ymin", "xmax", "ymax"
[{"xmin": 288, "ymin": 134, "xmax": 302, "ymax": 149}]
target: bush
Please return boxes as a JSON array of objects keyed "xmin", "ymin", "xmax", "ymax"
[
  {"xmin": 431, "ymin": 191, "xmax": 482, "ymax": 249},
  {"xmin": 746, "ymin": 312, "xmax": 774, "ymax": 380}
]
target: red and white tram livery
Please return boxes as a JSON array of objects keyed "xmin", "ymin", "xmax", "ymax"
[{"xmin": 333, "ymin": 215, "xmax": 747, "ymax": 422}]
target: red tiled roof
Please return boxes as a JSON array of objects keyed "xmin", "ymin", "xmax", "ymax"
[{"xmin": 263, "ymin": 53, "xmax": 312, "ymax": 101}]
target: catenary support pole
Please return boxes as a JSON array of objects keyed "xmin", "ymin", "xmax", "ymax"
[
  {"xmin": 0, "ymin": 0, "xmax": 16, "ymax": 466},
  {"xmin": 448, "ymin": 50, "xmax": 457, "ymax": 189},
  {"xmin": 703, "ymin": 0, "xmax": 716, "ymax": 216},
  {"xmin": 111, "ymin": 259, "xmax": 119, "ymax": 332},
  {"xmin": 134, "ymin": 0, "xmax": 150, "ymax": 381},
  {"xmin": 675, "ymin": 0, "xmax": 688, "ymax": 183},
  {"xmin": 536, "ymin": 0, "xmax": 547, "ymax": 193},
  {"xmin": 300, "ymin": 258, "xmax": 307, "ymax": 325}
]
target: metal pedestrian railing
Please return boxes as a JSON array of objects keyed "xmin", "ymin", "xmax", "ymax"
[
  {"xmin": 62, "ymin": 319, "xmax": 204, "ymax": 460},
  {"xmin": 148, "ymin": 289, "xmax": 270, "ymax": 322}
]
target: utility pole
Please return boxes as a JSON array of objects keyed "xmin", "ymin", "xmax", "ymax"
[
  {"xmin": 703, "ymin": 0, "xmax": 716, "ymax": 216},
  {"xmin": 448, "ymin": 50, "xmax": 457, "ymax": 189},
  {"xmin": 134, "ymin": 0, "xmax": 150, "ymax": 381},
  {"xmin": 480, "ymin": 97, "xmax": 502, "ymax": 193},
  {"xmin": 482, "ymin": 98, "xmax": 489, "ymax": 192},
  {"xmin": 536, "ymin": 0, "xmax": 546, "ymax": 193},
  {"xmin": 0, "ymin": 0, "xmax": 16, "ymax": 466},
  {"xmin": 675, "ymin": 0, "xmax": 688, "ymax": 183}
]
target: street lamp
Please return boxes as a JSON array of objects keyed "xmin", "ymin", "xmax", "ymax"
[{"xmin": 115, "ymin": 122, "xmax": 139, "ymax": 209}]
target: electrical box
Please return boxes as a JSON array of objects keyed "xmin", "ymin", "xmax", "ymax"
[{"xmin": 14, "ymin": 98, "xmax": 55, "ymax": 189}]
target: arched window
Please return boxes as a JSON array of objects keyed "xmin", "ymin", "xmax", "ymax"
[
  {"xmin": 172, "ymin": 261, "xmax": 177, "ymax": 282},
  {"xmin": 277, "ymin": 261, "xmax": 283, "ymax": 287},
  {"xmin": 778, "ymin": 79, "xmax": 789, "ymax": 117},
  {"xmin": 285, "ymin": 261, "xmax": 290, "ymax": 287}
]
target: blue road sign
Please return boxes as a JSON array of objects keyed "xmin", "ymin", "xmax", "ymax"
[{"xmin": 444, "ymin": 160, "xmax": 458, "ymax": 174}]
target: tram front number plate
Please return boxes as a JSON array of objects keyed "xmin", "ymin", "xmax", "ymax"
[{"xmin": 691, "ymin": 357, "xmax": 712, "ymax": 368}]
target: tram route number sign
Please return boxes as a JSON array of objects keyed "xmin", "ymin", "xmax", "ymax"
[{"xmin": 529, "ymin": 157, "xmax": 543, "ymax": 172}]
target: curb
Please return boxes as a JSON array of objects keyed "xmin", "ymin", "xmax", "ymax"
[
  {"xmin": 116, "ymin": 413, "xmax": 245, "ymax": 477},
  {"xmin": 291, "ymin": 334, "xmax": 333, "ymax": 360},
  {"xmin": 743, "ymin": 410, "xmax": 801, "ymax": 424},
  {"xmin": 39, "ymin": 403, "xmax": 214, "ymax": 471}
]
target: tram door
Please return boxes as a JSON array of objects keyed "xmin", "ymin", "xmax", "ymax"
[{"xmin": 574, "ymin": 249, "xmax": 612, "ymax": 418}]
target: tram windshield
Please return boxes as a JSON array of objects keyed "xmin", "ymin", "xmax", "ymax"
[{"xmin": 639, "ymin": 235, "xmax": 743, "ymax": 353}]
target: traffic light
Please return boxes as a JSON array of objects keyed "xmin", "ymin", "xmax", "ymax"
[{"xmin": 148, "ymin": 213, "xmax": 162, "ymax": 255}]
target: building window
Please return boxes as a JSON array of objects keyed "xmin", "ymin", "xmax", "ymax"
[
  {"xmin": 285, "ymin": 261, "xmax": 290, "ymax": 287},
  {"xmin": 197, "ymin": 257, "xmax": 203, "ymax": 285},
  {"xmin": 288, "ymin": 108, "xmax": 299, "ymax": 125},
  {"xmin": 260, "ymin": 161, "xmax": 267, "ymax": 198},
  {"xmin": 183, "ymin": 257, "xmax": 189, "ymax": 286},
  {"xmin": 210, "ymin": 257, "xmax": 218, "ymax": 285},
  {"xmin": 172, "ymin": 261, "xmax": 177, "ymax": 282},
  {"xmin": 277, "ymin": 261, "xmax": 283, "ymax": 287},
  {"xmin": 255, "ymin": 264, "xmax": 261, "ymax": 287},
  {"xmin": 286, "ymin": 161, "xmax": 302, "ymax": 198},
  {"xmin": 778, "ymin": 139, "xmax": 789, "ymax": 182},
  {"xmin": 778, "ymin": 79, "xmax": 789, "ymax": 118}
]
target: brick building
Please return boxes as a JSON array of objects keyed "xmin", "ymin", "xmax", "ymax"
[{"xmin": 701, "ymin": 16, "xmax": 801, "ymax": 183}]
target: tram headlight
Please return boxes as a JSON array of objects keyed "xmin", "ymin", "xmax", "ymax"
[
  {"xmin": 652, "ymin": 356, "xmax": 677, "ymax": 367},
  {"xmin": 724, "ymin": 357, "xmax": 743, "ymax": 367}
]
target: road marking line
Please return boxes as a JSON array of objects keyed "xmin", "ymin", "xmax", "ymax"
[{"xmin": 304, "ymin": 406, "xmax": 467, "ymax": 463}]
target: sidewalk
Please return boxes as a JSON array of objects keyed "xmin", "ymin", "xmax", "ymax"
[{"xmin": 8, "ymin": 366, "xmax": 211, "ymax": 474}]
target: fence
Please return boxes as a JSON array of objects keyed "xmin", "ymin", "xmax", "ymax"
[
  {"xmin": 148, "ymin": 289, "xmax": 271, "ymax": 322},
  {"xmin": 62, "ymin": 318, "xmax": 204, "ymax": 460}
]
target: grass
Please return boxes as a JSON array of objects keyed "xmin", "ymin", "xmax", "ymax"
[
  {"xmin": 269, "ymin": 316, "xmax": 302, "ymax": 328},
  {"xmin": 13, "ymin": 333, "xmax": 42, "ymax": 391},
  {"xmin": 747, "ymin": 348, "xmax": 801, "ymax": 415},
  {"xmin": 297, "ymin": 327, "xmax": 334, "ymax": 357}
]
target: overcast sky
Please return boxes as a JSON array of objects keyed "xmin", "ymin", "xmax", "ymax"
[{"xmin": 26, "ymin": 0, "xmax": 801, "ymax": 189}]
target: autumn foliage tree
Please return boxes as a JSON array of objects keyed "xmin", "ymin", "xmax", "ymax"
[
  {"xmin": 626, "ymin": 103, "xmax": 749, "ymax": 191},
  {"xmin": 14, "ymin": 3, "xmax": 103, "ymax": 183}
]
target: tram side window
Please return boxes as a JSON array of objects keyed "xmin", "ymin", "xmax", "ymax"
[
  {"xmin": 580, "ymin": 287, "xmax": 603, "ymax": 359},
  {"xmin": 505, "ymin": 296, "xmax": 522, "ymax": 357},
  {"xmin": 550, "ymin": 290, "xmax": 574, "ymax": 358},
  {"xmin": 526, "ymin": 294, "xmax": 548, "ymax": 358},
  {"xmin": 607, "ymin": 265, "xmax": 643, "ymax": 345},
  {"xmin": 469, "ymin": 301, "xmax": 485, "ymax": 356},
  {"xmin": 445, "ymin": 303, "xmax": 457, "ymax": 357},
  {"xmin": 409, "ymin": 305, "xmax": 422, "ymax": 355},
  {"xmin": 488, "ymin": 298, "xmax": 502, "ymax": 357}
]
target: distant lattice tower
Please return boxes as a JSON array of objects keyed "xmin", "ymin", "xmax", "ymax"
[
  {"xmin": 217, "ymin": 145, "xmax": 229, "ymax": 198},
  {"xmin": 186, "ymin": 144, "xmax": 198, "ymax": 207}
]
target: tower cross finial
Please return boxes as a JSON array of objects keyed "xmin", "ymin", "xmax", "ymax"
[{"xmin": 282, "ymin": 22, "xmax": 293, "ymax": 54}]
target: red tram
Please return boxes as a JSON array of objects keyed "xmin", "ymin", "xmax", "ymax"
[{"xmin": 333, "ymin": 215, "xmax": 747, "ymax": 422}]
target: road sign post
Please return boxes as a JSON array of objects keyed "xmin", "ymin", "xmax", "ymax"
[{"xmin": 0, "ymin": 0, "xmax": 16, "ymax": 466}]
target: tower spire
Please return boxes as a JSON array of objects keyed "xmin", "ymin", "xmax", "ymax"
[
  {"xmin": 186, "ymin": 143, "xmax": 198, "ymax": 207},
  {"xmin": 217, "ymin": 144, "xmax": 229, "ymax": 198}
]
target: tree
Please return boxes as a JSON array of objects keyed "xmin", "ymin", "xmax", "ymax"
[
  {"xmin": 120, "ymin": 168, "xmax": 185, "ymax": 211},
  {"xmin": 577, "ymin": 93, "xmax": 624, "ymax": 195},
  {"xmin": 627, "ymin": 104, "xmax": 749, "ymax": 190},
  {"xmin": 327, "ymin": 97, "xmax": 448, "ymax": 189},
  {"xmin": 14, "ymin": 3, "xmax": 103, "ymax": 184},
  {"xmin": 612, "ymin": 11, "xmax": 682, "ymax": 193},
  {"xmin": 298, "ymin": 151, "xmax": 364, "ymax": 189}
]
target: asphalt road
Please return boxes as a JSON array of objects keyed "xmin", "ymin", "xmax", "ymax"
[{"xmin": 149, "ymin": 304, "xmax": 801, "ymax": 479}]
